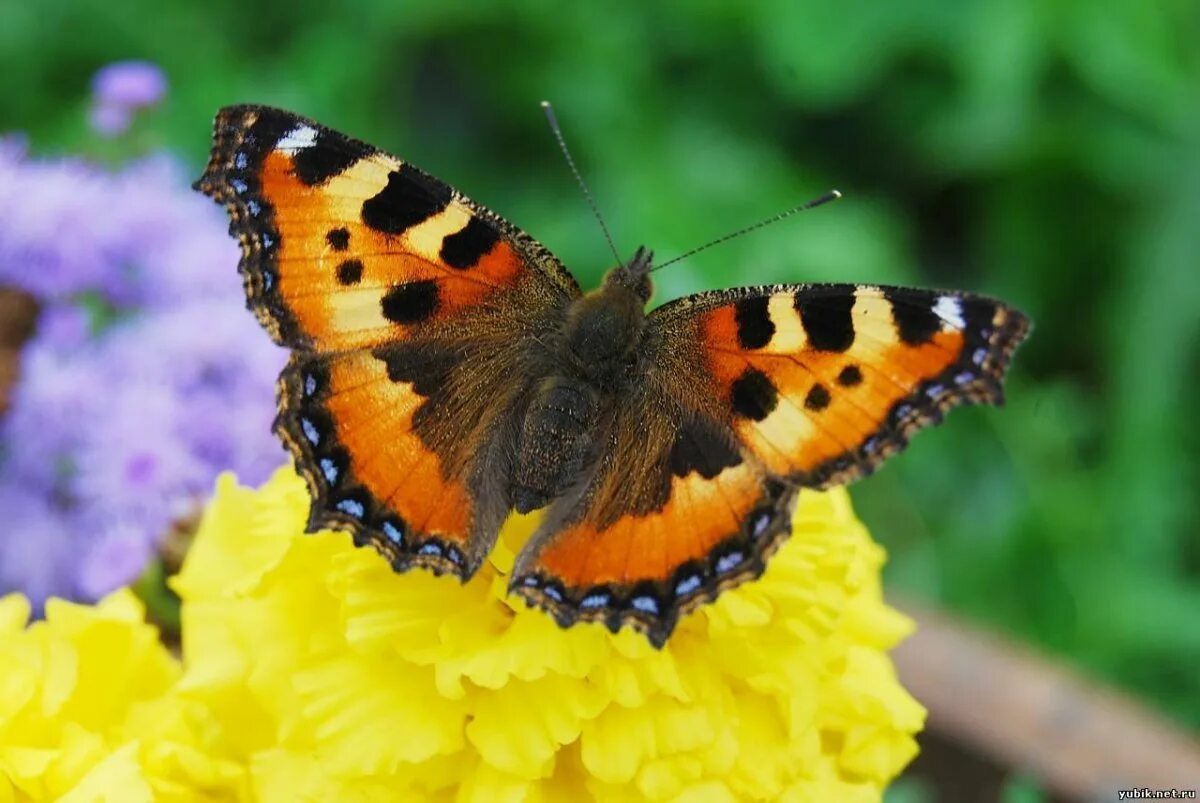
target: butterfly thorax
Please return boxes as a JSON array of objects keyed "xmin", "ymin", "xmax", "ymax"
[
  {"xmin": 564, "ymin": 276, "xmax": 649, "ymax": 375},
  {"xmin": 509, "ymin": 248, "xmax": 654, "ymax": 514}
]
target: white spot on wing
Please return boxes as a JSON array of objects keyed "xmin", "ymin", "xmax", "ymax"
[
  {"xmin": 850, "ymin": 286, "xmax": 898, "ymax": 346},
  {"xmin": 404, "ymin": 204, "xmax": 471, "ymax": 262},
  {"xmin": 336, "ymin": 499, "xmax": 364, "ymax": 518},
  {"xmin": 765, "ymin": 295, "xmax": 807, "ymax": 351},
  {"xmin": 632, "ymin": 596, "xmax": 659, "ymax": 614},
  {"xmin": 933, "ymin": 296, "xmax": 965, "ymax": 329},
  {"xmin": 277, "ymin": 125, "xmax": 319, "ymax": 152}
]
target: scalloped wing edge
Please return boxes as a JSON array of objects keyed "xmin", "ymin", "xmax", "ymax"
[
  {"xmin": 508, "ymin": 481, "xmax": 798, "ymax": 648},
  {"xmin": 272, "ymin": 354, "xmax": 480, "ymax": 581}
]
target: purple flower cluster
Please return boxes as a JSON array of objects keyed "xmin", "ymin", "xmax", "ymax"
[
  {"xmin": 0, "ymin": 124, "xmax": 286, "ymax": 604},
  {"xmin": 88, "ymin": 61, "xmax": 167, "ymax": 137}
]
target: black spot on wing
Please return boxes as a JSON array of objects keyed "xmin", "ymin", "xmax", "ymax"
[
  {"xmin": 371, "ymin": 343, "xmax": 463, "ymax": 462},
  {"xmin": 883, "ymin": 288, "xmax": 941, "ymax": 345},
  {"xmin": 804, "ymin": 383, "xmax": 831, "ymax": 411},
  {"xmin": 290, "ymin": 132, "xmax": 371, "ymax": 186},
  {"xmin": 668, "ymin": 419, "xmax": 742, "ymax": 479},
  {"xmin": 733, "ymin": 296, "xmax": 774, "ymax": 350},
  {"xmin": 837, "ymin": 365, "xmax": 862, "ymax": 387},
  {"xmin": 440, "ymin": 216, "xmax": 500, "ymax": 270},
  {"xmin": 361, "ymin": 164, "xmax": 452, "ymax": 235},
  {"xmin": 794, "ymin": 292, "xmax": 855, "ymax": 352},
  {"xmin": 372, "ymin": 342, "xmax": 455, "ymax": 398},
  {"xmin": 731, "ymin": 368, "xmax": 778, "ymax": 421},
  {"xmin": 336, "ymin": 259, "xmax": 363, "ymax": 286},
  {"xmin": 380, "ymin": 280, "xmax": 440, "ymax": 324},
  {"xmin": 240, "ymin": 110, "xmax": 294, "ymax": 167},
  {"xmin": 961, "ymin": 296, "xmax": 999, "ymax": 334},
  {"xmin": 326, "ymin": 227, "xmax": 350, "ymax": 251}
]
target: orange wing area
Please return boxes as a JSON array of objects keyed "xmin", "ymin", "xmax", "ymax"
[
  {"xmin": 195, "ymin": 105, "xmax": 578, "ymax": 352},
  {"xmin": 512, "ymin": 283, "xmax": 1028, "ymax": 648},
  {"xmin": 276, "ymin": 349, "xmax": 484, "ymax": 576},
  {"xmin": 692, "ymin": 284, "xmax": 1030, "ymax": 488},
  {"xmin": 537, "ymin": 463, "xmax": 766, "ymax": 587}
]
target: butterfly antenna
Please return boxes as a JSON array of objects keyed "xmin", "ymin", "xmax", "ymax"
[
  {"xmin": 541, "ymin": 101, "xmax": 622, "ymax": 265},
  {"xmin": 649, "ymin": 189, "xmax": 842, "ymax": 272}
]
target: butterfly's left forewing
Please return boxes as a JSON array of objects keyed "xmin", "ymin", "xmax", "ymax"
[
  {"xmin": 512, "ymin": 283, "xmax": 1029, "ymax": 645},
  {"xmin": 195, "ymin": 105, "xmax": 579, "ymax": 352}
]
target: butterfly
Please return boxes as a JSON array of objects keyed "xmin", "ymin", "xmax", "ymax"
[{"xmin": 195, "ymin": 105, "xmax": 1030, "ymax": 648}]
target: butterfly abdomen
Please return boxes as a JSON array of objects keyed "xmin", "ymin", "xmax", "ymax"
[{"xmin": 511, "ymin": 377, "xmax": 601, "ymax": 513}]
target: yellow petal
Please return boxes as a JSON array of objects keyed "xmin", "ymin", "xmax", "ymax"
[
  {"xmin": 292, "ymin": 655, "xmax": 467, "ymax": 774},
  {"xmin": 0, "ymin": 596, "xmax": 30, "ymax": 635},
  {"xmin": 466, "ymin": 674, "xmax": 605, "ymax": 779},
  {"xmin": 56, "ymin": 741, "xmax": 154, "ymax": 803}
]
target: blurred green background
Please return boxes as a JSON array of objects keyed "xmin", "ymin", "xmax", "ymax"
[{"xmin": 3, "ymin": 0, "xmax": 1197, "ymax": 788}]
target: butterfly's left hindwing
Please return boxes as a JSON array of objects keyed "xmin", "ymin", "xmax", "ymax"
[
  {"xmin": 512, "ymin": 283, "xmax": 1029, "ymax": 645},
  {"xmin": 197, "ymin": 105, "xmax": 579, "ymax": 578},
  {"xmin": 274, "ymin": 344, "xmax": 531, "ymax": 576}
]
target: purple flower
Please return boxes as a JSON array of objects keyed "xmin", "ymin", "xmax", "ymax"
[
  {"xmin": 33, "ymin": 304, "xmax": 90, "ymax": 349},
  {"xmin": 0, "ymin": 145, "xmax": 124, "ymax": 296},
  {"xmin": 0, "ymin": 480, "xmax": 81, "ymax": 607},
  {"xmin": 0, "ymin": 141, "xmax": 287, "ymax": 604},
  {"xmin": 0, "ymin": 146, "xmax": 240, "ymax": 306},
  {"xmin": 88, "ymin": 61, "xmax": 167, "ymax": 137},
  {"xmin": 1, "ymin": 336, "xmax": 104, "ymax": 488},
  {"xmin": 92, "ymin": 61, "xmax": 167, "ymax": 110},
  {"xmin": 88, "ymin": 103, "xmax": 133, "ymax": 137},
  {"xmin": 76, "ymin": 522, "xmax": 154, "ymax": 600}
]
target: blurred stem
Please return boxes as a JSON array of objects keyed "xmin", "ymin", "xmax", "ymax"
[{"xmin": 131, "ymin": 558, "xmax": 181, "ymax": 642}]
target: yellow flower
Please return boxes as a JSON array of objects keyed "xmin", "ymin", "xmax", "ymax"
[
  {"xmin": 165, "ymin": 467, "xmax": 923, "ymax": 801},
  {"xmin": 0, "ymin": 590, "xmax": 242, "ymax": 802},
  {"xmin": 0, "ymin": 465, "xmax": 923, "ymax": 801}
]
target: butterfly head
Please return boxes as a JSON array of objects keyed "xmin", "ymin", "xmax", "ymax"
[
  {"xmin": 603, "ymin": 245, "xmax": 654, "ymax": 304},
  {"xmin": 563, "ymin": 247, "xmax": 655, "ymax": 382}
]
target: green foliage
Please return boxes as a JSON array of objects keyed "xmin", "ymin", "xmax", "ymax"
[
  {"xmin": 3, "ymin": 0, "xmax": 1198, "ymax": 729},
  {"xmin": 999, "ymin": 773, "xmax": 1047, "ymax": 803}
]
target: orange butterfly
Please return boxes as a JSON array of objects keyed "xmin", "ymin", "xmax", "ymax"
[{"xmin": 196, "ymin": 105, "xmax": 1030, "ymax": 647}]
